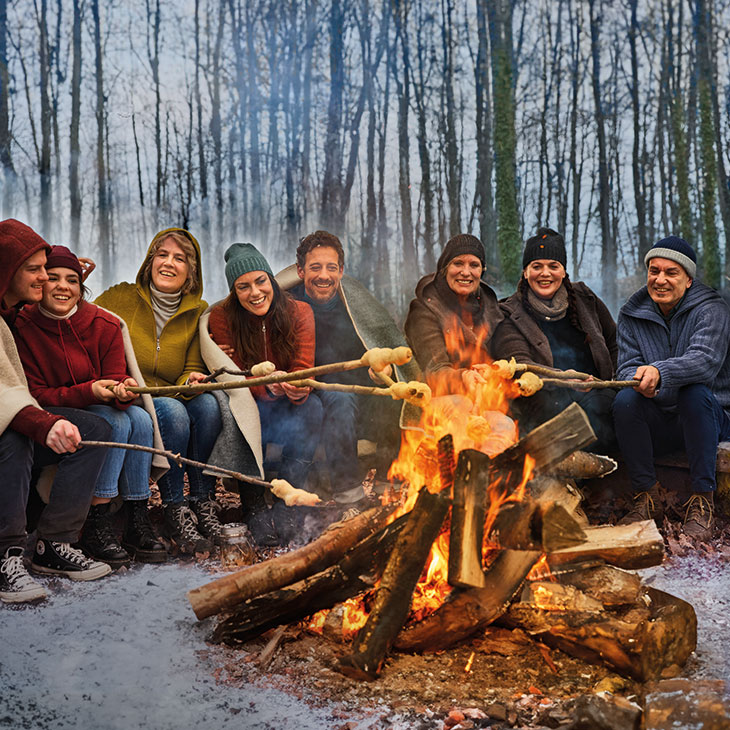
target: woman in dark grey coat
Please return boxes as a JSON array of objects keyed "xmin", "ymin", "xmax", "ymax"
[
  {"xmin": 492, "ymin": 228, "xmax": 618, "ymax": 452},
  {"xmin": 404, "ymin": 233, "xmax": 503, "ymax": 391}
]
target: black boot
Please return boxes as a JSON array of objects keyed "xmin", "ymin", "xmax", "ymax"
[
  {"xmin": 239, "ymin": 482, "xmax": 278, "ymax": 547},
  {"xmin": 78, "ymin": 503, "xmax": 131, "ymax": 569},
  {"xmin": 189, "ymin": 498, "xmax": 224, "ymax": 545},
  {"xmin": 162, "ymin": 502, "xmax": 213, "ymax": 555},
  {"xmin": 122, "ymin": 499, "xmax": 167, "ymax": 563}
]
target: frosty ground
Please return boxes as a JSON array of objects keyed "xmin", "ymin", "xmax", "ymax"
[{"xmin": 1, "ymin": 549, "xmax": 728, "ymax": 730}]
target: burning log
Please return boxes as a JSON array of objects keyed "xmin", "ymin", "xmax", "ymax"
[
  {"xmin": 187, "ymin": 505, "xmax": 396, "ymax": 620},
  {"xmin": 338, "ymin": 486, "xmax": 451, "ymax": 680},
  {"xmin": 546, "ymin": 450, "xmax": 617, "ymax": 479},
  {"xmin": 556, "ymin": 564, "xmax": 643, "ymax": 607},
  {"xmin": 448, "ymin": 449, "xmax": 490, "ymax": 588},
  {"xmin": 500, "ymin": 585, "xmax": 697, "ymax": 681},
  {"xmin": 488, "ymin": 499, "xmax": 587, "ymax": 552},
  {"xmin": 548, "ymin": 520, "xmax": 664, "ymax": 570},
  {"xmin": 394, "ymin": 549, "xmax": 541, "ymax": 652},
  {"xmin": 210, "ymin": 512, "xmax": 410, "ymax": 644}
]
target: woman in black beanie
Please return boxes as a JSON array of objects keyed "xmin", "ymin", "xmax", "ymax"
[
  {"xmin": 404, "ymin": 233, "xmax": 503, "ymax": 391},
  {"xmin": 492, "ymin": 227, "xmax": 618, "ymax": 452}
]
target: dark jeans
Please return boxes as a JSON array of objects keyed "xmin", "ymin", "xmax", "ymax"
[
  {"xmin": 153, "ymin": 394, "xmax": 222, "ymax": 504},
  {"xmin": 315, "ymin": 390, "xmax": 402, "ymax": 489},
  {"xmin": 612, "ymin": 384, "xmax": 730, "ymax": 494},
  {"xmin": 514, "ymin": 386, "xmax": 618, "ymax": 454},
  {"xmin": 258, "ymin": 394, "xmax": 323, "ymax": 487},
  {"xmin": 0, "ymin": 407, "xmax": 111, "ymax": 554}
]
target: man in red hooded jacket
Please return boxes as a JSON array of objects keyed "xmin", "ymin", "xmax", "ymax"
[{"xmin": 0, "ymin": 219, "xmax": 112, "ymax": 604}]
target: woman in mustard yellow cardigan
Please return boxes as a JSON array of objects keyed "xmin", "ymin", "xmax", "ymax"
[{"xmin": 96, "ymin": 228, "xmax": 222, "ymax": 554}]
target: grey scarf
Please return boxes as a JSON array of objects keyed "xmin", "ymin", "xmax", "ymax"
[{"xmin": 527, "ymin": 284, "xmax": 569, "ymax": 321}]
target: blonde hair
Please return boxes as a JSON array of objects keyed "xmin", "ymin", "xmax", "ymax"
[{"xmin": 140, "ymin": 231, "xmax": 200, "ymax": 295}]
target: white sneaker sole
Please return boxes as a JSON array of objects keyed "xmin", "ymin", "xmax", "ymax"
[
  {"xmin": 31, "ymin": 562, "xmax": 112, "ymax": 581},
  {"xmin": 0, "ymin": 585, "xmax": 48, "ymax": 603}
]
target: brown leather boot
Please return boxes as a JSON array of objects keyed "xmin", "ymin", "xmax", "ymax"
[
  {"xmin": 682, "ymin": 492, "xmax": 714, "ymax": 541},
  {"xmin": 618, "ymin": 482, "xmax": 665, "ymax": 525}
]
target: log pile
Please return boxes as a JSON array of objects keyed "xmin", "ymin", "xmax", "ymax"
[{"xmin": 188, "ymin": 402, "xmax": 695, "ymax": 683}]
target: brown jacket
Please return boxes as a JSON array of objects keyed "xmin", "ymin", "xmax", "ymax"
[
  {"xmin": 492, "ymin": 281, "xmax": 617, "ymax": 379},
  {"xmin": 404, "ymin": 273, "xmax": 503, "ymax": 382}
]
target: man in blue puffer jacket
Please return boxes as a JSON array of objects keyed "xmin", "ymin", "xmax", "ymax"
[{"xmin": 612, "ymin": 236, "xmax": 730, "ymax": 540}]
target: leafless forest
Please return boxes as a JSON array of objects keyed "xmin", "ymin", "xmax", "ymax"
[{"xmin": 1, "ymin": 0, "xmax": 729, "ymax": 311}]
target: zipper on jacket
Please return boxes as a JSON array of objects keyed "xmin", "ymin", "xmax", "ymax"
[
  {"xmin": 153, "ymin": 337, "xmax": 161, "ymax": 377},
  {"xmin": 262, "ymin": 322, "xmax": 268, "ymax": 361}
]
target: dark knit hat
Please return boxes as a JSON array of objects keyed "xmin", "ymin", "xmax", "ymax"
[
  {"xmin": 46, "ymin": 245, "xmax": 83, "ymax": 279},
  {"xmin": 224, "ymin": 242, "xmax": 273, "ymax": 290},
  {"xmin": 436, "ymin": 234, "xmax": 486, "ymax": 272},
  {"xmin": 522, "ymin": 227, "xmax": 567, "ymax": 269},
  {"xmin": 644, "ymin": 236, "xmax": 696, "ymax": 278}
]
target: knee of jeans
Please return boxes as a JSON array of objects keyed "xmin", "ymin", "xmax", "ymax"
[
  {"xmin": 188, "ymin": 393, "xmax": 222, "ymax": 430},
  {"xmin": 128, "ymin": 406, "xmax": 154, "ymax": 443},
  {"xmin": 154, "ymin": 398, "xmax": 189, "ymax": 438},
  {"xmin": 324, "ymin": 391, "xmax": 357, "ymax": 419},
  {"xmin": 612, "ymin": 387, "xmax": 642, "ymax": 421},
  {"xmin": 87, "ymin": 413, "xmax": 113, "ymax": 441},
  {"xmin": 677, "ymin": 383, "xmax": 712, "ymax": 408},
  {"xmin": 0, "ymin": 429, "xmax": 32, "ymax": 460}
]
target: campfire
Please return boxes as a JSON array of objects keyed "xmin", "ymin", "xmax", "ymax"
[{"xmin": 187, "ymin": 347, "xmax": 697, "ymax": 686}]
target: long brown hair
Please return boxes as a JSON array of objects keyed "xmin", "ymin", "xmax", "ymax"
[{"xmin": 222, "ymin": 275, "xmax": 296, "ymax": 369}]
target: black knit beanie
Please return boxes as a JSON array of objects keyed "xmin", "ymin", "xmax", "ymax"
[
  {"xmin": 522, "ymin": 227, "xmax": 567, "ymax": 269},
  {"xmin": 436, "ymin": 234, "xmax": 486, "ymax": 272}
]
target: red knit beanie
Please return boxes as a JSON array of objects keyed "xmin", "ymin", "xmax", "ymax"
[
  {"xmin": 0, "ymin": 219, "xmax": 51, "ymax": 303},
  {"xmin": 46, "ymin": 245, "xmax": 83, "ymax": 278}
]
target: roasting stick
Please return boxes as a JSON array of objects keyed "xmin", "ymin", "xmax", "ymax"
[
  {"xmin": 117, "ymin": 346, "xmax": 414, "ymax": 397},
  {"xmin": 287, "ymin": 377, "xmax": 431, "ymax": 406},
  {"xmin": 78, "ymin": 440, "xmax": 321, "ymax": 506},
  {"xmin": 540, "ymin": 378, "xmax": 639, "ymax": 390}
]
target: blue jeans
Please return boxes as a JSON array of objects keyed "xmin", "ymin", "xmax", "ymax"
[
  {"xmin": 258, "ymin": 395, "xmax": 323, "ymax": 487},
  {"xmin": 87, "ymin": 404, "xmax": 153, "ymax": 500},
  {"xmin": 153, "ymin": 394, "xmax": 222, "ymax": 504},
  {"xmin": 316, "ymin": 390, "xmax": 360, "ymax": 486},
  {"xmin": 612, "ymin": 384, "xmax": 730, "ymax": 494}
]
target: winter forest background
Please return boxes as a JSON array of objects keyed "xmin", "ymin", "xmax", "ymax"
[{"xmin": 1, "ymin": 0, "xmax": 730, "ymax": 316}]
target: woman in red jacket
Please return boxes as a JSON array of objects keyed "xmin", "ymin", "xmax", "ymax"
[
  {"xmin": 14, "ymin": 246, "xmax": 166, "ymax": 567},
  {"xmin": 208, "ymin": 243, "xmax": 323, "ymax": 545}
]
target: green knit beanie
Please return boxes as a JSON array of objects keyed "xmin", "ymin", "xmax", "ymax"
[{"xmin": 224, "ymin": 243, "xmax": 273, "ymax": 290}]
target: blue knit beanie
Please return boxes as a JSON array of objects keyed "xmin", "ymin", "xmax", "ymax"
[
  {"xmin": 224, "ymin": 243, "xmax": 273, "ymax": 290},
  {"xmin": 644, "ymin": 236, "xmax": 696, "ymax": 278}
]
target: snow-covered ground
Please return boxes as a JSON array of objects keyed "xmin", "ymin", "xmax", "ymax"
[
  {"xmin": 0, "ymin": 562, "xmax": 385, "ymax": 730},
  {"xmin": 1, "ymin": 554, "xmax": 727, "ymax": 729}
]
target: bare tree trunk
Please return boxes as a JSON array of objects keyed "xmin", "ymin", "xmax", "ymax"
[
  {"xmin": 0, "ymin": 0, "xmax": 16, "ymax": 216},
  {"xmin": 211, "ymin": 2, "xmax": 225, "ymax": 244},
  {"xmin": 38, "ymin": 0, "xmax": 52, "ymax": 236},
  {"xmin": 69, "ymin": 0, "xmax": 82, "ymax": 249},
  {"xmin": 91, "ymin": 0, "xmax": 111, "ymax": 286},
  {"xmin": 146, "ymin": 0, "xmax": 161, "ymax": 209},
  {"xmin": 245, "ymin": 0, "xmax": 263, "ymax": 235},
  {"xmin": 194, "ymin": 0, "xmax": 208, "ymax": 234},
  {"xmin": 441, "ymin": 0, "xmax": 460, "ymax": 235},
  {"xmin": 588, "ymin": 0, "xmax": 615, "ymax": 311}
]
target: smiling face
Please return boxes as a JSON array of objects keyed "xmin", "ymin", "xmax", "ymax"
[
  {"xmin": 42, "ymin": 267, "xmax": 82, "ymax": 316},
  {"xmin": 5, "ymin": 250, "xmax": 49, "ymax": 308},
  {"xmin": 150, "ymin": 237, "xmax": 190, "ymax": 294},
  {"xmin": 444, "ymin": 254, "xmax": 483, "ymax": 299},
  {"xmin": 296, "ymin": 245, "xmax": 343, "ymax": 304},
  {"xmin": 524, "ymin": 259, "xmax": 566, "ymax": 300},
  {"xmin": 234, "ymin": 270, "xmax": 274, "ymax": 316},
  {"xmin": 647, "ymin": 257, "xmax": 692, "ymax": 315}
]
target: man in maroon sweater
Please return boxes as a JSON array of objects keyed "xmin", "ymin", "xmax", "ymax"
[{"xmin": 0, "ymin": 219, "xmax": 112, "ymax": 604}]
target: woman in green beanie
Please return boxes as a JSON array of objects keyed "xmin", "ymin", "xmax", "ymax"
[{"xmin": 208, "ymin": 243, "xmax": 323, "ymax": 546}]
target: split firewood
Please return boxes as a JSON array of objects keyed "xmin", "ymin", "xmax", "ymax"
[
  {"xmin": 500, "ymin": 586, "xmax": 697, "ymax": 681},
  {"xmin": 546, "ymin": 450, "xmax": 617, "ymax": 479},
  {"xmin": 557, "ymin": 564, "xmax": 643, "ymax": 607},
  {"xmin": 211, "ymin": 511, "xmax": 410, "ymax": 645},
  {"xmin": 188, "ymin": 504, "xmax": 397, "ymax": 620},
  {"xmin": 123, "ymin": 346, "xmax": 414, "ymax": 396},
  {"xmin": 547, "ymin": 520, "xmax": 664, "ymax": 570},
  {"xmin": 338, "ymin": 485, "xmax": 452, "ymax": 680}
]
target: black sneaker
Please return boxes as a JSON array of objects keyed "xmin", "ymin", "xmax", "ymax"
[
  {"xmin": 31, "ymin": 539, "xmax": 112, "ymax": 581},
  {"xmin": 122, "ymin": 499, "xmax": 167, "ymax": 563},
  {"xmin": 189, "ymin": 498, "xmax": 224, "ymax": 545},
  {"xmin": 0, "ymin": 547, "xmax": 47, "ymax": 603},
  {"xmin": 162, "ymin": 503, "xmax": 213, "ymax": 555},
  {"xmin": 78, "ymin": 503, "xmax": 131, "ymax": 569}
]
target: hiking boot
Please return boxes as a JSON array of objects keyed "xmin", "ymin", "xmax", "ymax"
[
  {"xmin": 189, "ymin": 498, "xmax": 224, "ymax": 545},
  {"xmin": 122, "ymin": 499, "xmax": 167, "ymax": 563},
  {"xmin": 31, "ymin": 539, "xmax": 112, "ymax": 581},
  {"xmin": 618, "ymin": 482, "xmax": 665, "ymax": 525},
  {"xmin": 682, "ymin": 492, "xmax": 714, "ymax": 541},
  {"xmin": 78, "ymin": 503, "xmax": 131, "ymax": 569},
  {"xmin": 162, "ymin": 502, "xmax": 213, "ymax": 555},
  {"xmin": 239, "ymin": 482, "xmax": 279, "ymax": 547},
  {"xmin": 0, "ymin": 547, "xmax": 47, "ymax": 603}
]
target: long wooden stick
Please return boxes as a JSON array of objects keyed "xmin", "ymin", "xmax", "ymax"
[
  {"xmin": 79, "ymin": 439, "xmax": 274, "ymax": 489},
  {"xmin": 516, "ymin": 364, "xmax": 592, "ymax": 381},
  {"xmin": 540, "ymin": 378, "xmax": 638, "ymax": 389}
]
